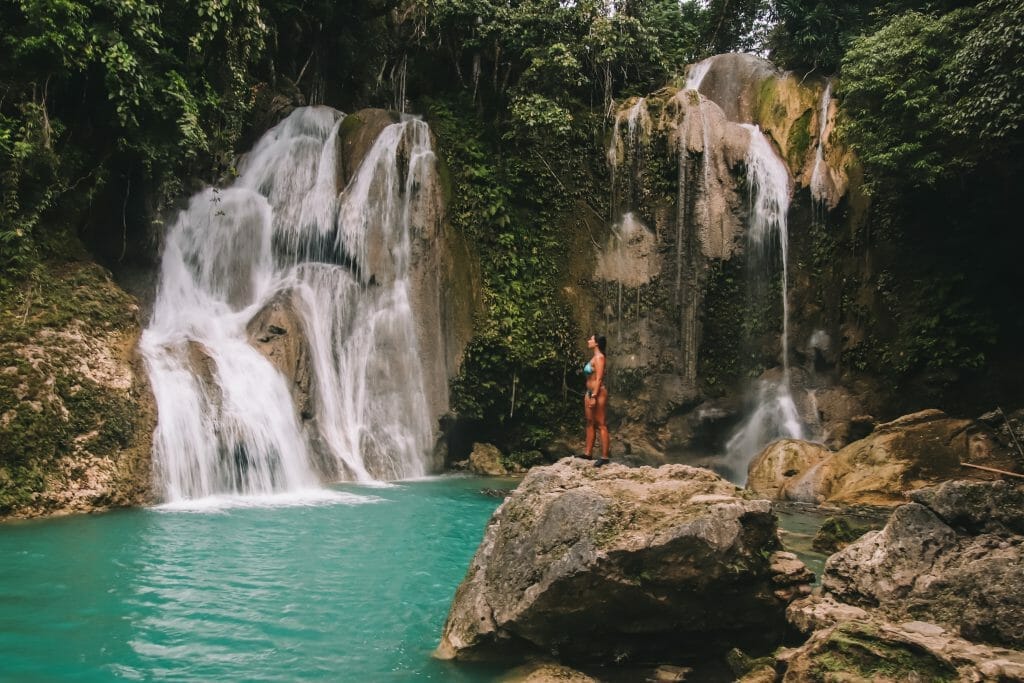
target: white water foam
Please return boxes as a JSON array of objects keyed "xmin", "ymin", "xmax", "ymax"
[{"xmin": 153, "ymin": 488, "xmax": 381, "ymax": 513}]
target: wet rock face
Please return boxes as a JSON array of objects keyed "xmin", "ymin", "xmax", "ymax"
[
  {"xmin": 566, "ymin": 55, "xmax": 856, "ymax": 468},
  {"xmin": 823, "ymin": 480, "xmax": 1024, "ymax": 649},
  {"xmin": 436, "ymin": 460, "xmax": 811, "ymax": 665},
  {"xmin": 691, "ymin": 53, "xmax": 780, "ymax": 126},
  {"xmin": 337, "ymin": 108, "xmax": 398, "ymax": 188},
  {"xmin": 338, "ymin": 108, "xmax": 478, "ymax": 431},
  {"xmin": 246, "ymin": 289, "xmax": 314, "ymax": 421}
]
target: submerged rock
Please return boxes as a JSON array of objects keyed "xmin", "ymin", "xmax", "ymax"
[
  {"xmin": 810, "ymin": 516, "xmax": 865, "ymax": 554},
  {"xmin": 436, "ymin": 459, "xmax": 811, "ymax": 664}
]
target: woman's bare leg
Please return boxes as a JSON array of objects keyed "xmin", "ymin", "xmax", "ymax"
[
  {"xmin": 584, "ymin": 397, "xmax": 595, "ymax": 457},
  {"xmin": 595, "ymin": 391, "xmax": 609, "ymax": 461}
]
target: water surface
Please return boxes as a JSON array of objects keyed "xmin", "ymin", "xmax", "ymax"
[{"xmin": 0, "ymin": 477, "xmax": 511, "ymax": 682}]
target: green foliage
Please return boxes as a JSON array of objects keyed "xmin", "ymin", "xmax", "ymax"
[
  {"xmin": 0, "ymin": 0, "xmax": 271, "ymax": 284},
  {"xmin": 508, "ymin": 93, "xmax": 574, "ymax": 140},
  {"xmin": 412, "ymin": 0, "xmax": 763, "ymax": 112},
  {"xmin": 840, "ymin": 0, "xmax": 1024, "ymax": 186},
  {"xmin": 835, "ymin": 0, "xmax": 1023, "ymax": 388},
  {"xmin": 839, "ymin": 11, "xmax": 959, "ymax": 190},
  {"xmin": 0, "ymin": 0, "xmax": 396, "ymax": 288},
  {"xmin": 427, "ymin": 96, "xmax": 584, "ymax": 450},
  {"xmin": 945, "ymin": 0, "xmax": 1024, "ymax": 151},
  {"xmin": 699, "ymin": 259, "xmax": 779, "ymax": 392},
  {"xmin": 769, "ymin": 0, "xmax": 876, "ymax": 73}
]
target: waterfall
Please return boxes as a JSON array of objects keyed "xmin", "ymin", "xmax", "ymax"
[
  {"xmin": 721, "ymin": 124, "xmax": 804, "ymax": 483},
  {"xmin": 685, "ymin": 58, "xmax": 713, "ymax": 92},
  {"xmin": 809, "ymin": 82, "xmax": 833, "ymax": 211},
  {"xmin": 608, "ymin": 98, "xmax": 648, "ymax": 216},
  {"xmin": 743, "ymin": 124, "xmax": 793, "ymax": 369},
  {"xmin": 141, "ymin": 107, "xmax": 440, "ymax": 502},
  {"xmin": 606, "ymin": 99, "xmax": 650, "ymax": 346}
]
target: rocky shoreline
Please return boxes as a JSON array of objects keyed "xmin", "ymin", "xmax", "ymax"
[{"xmin": 438, "ymin": 462, "xmax": 1024, "ymax": 681}]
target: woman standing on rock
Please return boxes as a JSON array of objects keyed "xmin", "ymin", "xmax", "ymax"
[{"xmin": 582, "ymin": 334, "xmax": 610, "ymax": 466}]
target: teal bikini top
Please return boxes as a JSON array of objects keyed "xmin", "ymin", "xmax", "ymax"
[{"xmin": 583, "ymin": 360, "xmax": 594, "ymax": 376}]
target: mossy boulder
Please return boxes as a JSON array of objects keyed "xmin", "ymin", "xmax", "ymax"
[
  {"xmin": 0, "ymin": 262, "xmax": 155, "ymax": 518},
  {"xmin": 781, "ymin": 621, "xmax": 959, "ymax": 682},
  {"xmin": 468, "ymin": 442, "xmax": 507, "ymax": 476},
  {"xmin": 781, "ymin": 601, "xmax": 1024, "ymax": 681},
  {"xmin": 337, "ymin": 108, "xmax": 400, "ymax": 187}
]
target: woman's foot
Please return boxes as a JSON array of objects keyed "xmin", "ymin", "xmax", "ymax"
[
  {"xmin": 593, "ymin": 458, "xmax": 609, "ymax": 467},
  {"xmin": 576, "ymin": 453, "xmax": 593, "ymax": 460}
]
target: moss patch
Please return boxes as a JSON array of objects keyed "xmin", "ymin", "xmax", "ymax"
[
  {"xmin": 337, "ymin": 111, "xmax": 367, "ymax": 140},
  {"xmin": 2, "ymin": 261, "xmax": 137, "ymax": 342},
  {"xmin": 811, "ymin": 516, "xmax": 866, "ymax": 553},
  {"xmin": 787, "ymin": 109, "xmax": 813, "ymax": 170},
  {"xmin": 809, "ymin": 623, "xmax": 957, "ymax": 682}
]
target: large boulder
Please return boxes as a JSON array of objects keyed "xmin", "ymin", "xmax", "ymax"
[
  {"xmin": 337, "ymin": 108, "xmax": 398, "ymax": 188},
  {"xmin": 746, "ymin": 410, "xmax": 1020, "ymax": 506},
  {"xmin": 746, "ymin": 439, "xmax": 831, "ymax": 502},
  {"xmin": 436, "ymin": 459, "xmax": 812, "ymax": 664},
  {"xmin": 822, "ymin": 480, "xmax": 1024, "ymax": 649}
]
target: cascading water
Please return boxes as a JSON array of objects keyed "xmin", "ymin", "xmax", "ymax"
[
  {"xmin": 685, "ymin": 58, "xmax": 713, "ymax": 92},
  {"xmin": 721, "ymin": 125, "xmax": 804, "ymax": 483},
  {"xmin": 608, "ymin": 98, "xmax": 649, "ymax": 215},
  {"xmin": 809, "ymin": 82, "xmax": 833, "ymax": 212},
  {"xmin": 141, "ymin": 107, "xmax": 440, "ymax": 502},
  {"xmin": 606, "ymin": 99, "xmax": 651, "ymax": 346}
]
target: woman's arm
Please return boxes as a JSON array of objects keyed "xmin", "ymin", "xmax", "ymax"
[{"xmin": 594, "ymin": 355, "xmax": 605, "ymax": 395}]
